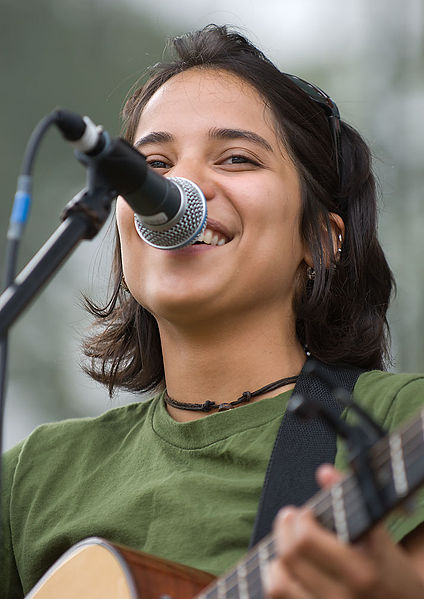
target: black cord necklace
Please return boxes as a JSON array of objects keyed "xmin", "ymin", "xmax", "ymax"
[{"xmin": 163, "ymin": 374, "xmax": 299, "ymax": 412}]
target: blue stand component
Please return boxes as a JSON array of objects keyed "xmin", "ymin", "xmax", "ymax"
[{"xmin": 11, "ymin": 191, "xmax": 32, "ymax": 225}]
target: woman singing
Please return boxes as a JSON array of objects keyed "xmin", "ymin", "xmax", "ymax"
[{"xmin": 2, "ymin": 24, "xmax": 424, "ymax": 598}]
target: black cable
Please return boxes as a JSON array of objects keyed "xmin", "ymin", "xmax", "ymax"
[{"xmin": 21, "ymin": 112, "xmax": 60, "ymax": 177}]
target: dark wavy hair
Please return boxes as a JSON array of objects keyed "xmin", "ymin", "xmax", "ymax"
[{"xmin": 83, "ymin": 24, "xmax": 394, "ymax": 396}]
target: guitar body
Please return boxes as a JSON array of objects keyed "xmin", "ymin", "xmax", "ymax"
[{"xmin": 26, "ymin": 537, "xmax": 215, "ymax": 599}]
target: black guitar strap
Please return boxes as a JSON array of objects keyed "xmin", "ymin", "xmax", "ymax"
[{"xmin": 249, "ymin": 357, "xmax": 363, "ymax": 547}]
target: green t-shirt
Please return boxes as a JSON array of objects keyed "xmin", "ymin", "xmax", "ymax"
[{"xmin": 2, "ymin": 370, "xmax": 424, "ymax": 597}]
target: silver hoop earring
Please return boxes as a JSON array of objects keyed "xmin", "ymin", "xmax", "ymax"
[
  {"xmin": 306, "ymin": 266, "xmax": 316, "ymax": 280},
  {"xmin": 336, "ymin": 233, "xmax": 343, "ymax": 261}
]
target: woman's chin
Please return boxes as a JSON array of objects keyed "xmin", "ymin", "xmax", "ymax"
[{"xmin": 134, "ymin": 286, "xmax": 225, "ymax": 326}]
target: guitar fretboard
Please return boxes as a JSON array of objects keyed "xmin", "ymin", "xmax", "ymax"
[{"xmin": 196, "ymin": 407, "xmax": 424, "ymax": 599}]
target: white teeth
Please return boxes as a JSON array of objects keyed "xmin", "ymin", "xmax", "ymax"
[
  {"xmin": 203, "ymin": 229, "xmax": 213, "ymax": 244},
  {"xmin": 198, "ymin": 227, "xmax": 229, "ymax": 246}
]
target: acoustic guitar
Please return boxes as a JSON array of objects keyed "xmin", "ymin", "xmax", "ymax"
[{"xmin": 26, "ymin": 406, "xmax": 424, "ymax": 599}]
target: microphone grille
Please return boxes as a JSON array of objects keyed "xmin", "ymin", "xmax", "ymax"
[{"xmin": 134, "ymin": 177, "xmax": 207, "ymax": 250}]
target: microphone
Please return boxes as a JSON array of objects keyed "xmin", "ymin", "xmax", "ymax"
[{"xmin": 54, "ymin": 109, "xmax": 207, "ymax": 250}]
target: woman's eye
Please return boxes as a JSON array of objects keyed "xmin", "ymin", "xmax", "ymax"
[
  {"xmin": 147, "ymin": 159, "xmax": 171, "ymax": 169},
  {"xmin": 222, "ymin": 155, "xmax": 260, "ymax": 167}
]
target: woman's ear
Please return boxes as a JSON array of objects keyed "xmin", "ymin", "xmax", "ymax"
[{"xmin": 303, "ymin": 212, "xmax": 345, "ymax": 268}]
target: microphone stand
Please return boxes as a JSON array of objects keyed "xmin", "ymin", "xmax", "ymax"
[
  {"xmin": 0, "ymin": 164, "xmax": 116, "ymax": 556},
  {"xmin": 0, "ymin": 165, "xmax": 116, "ymax": 337}
]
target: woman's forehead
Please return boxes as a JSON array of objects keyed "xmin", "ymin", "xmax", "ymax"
[{"xmin": 135, "ymin": 68, "xmax": 278, "ymax": 144}]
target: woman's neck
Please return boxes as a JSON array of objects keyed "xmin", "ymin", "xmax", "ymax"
[{"xmin": 157, "ymin": 309, "xmax": 306, "ymax": 422}]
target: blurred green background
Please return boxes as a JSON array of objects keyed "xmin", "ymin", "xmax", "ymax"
[{"xmin": 1, "ymin": 0, "xmax": 423, "ymax": 449}]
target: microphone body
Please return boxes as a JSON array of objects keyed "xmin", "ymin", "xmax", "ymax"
[{"xmin": 55, "ymin": 110, "xmax": 207, "ymax": 249}]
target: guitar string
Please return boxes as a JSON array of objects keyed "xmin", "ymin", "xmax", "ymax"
[
  {"xmin": 373, "ymin": 439, "xmax": 424, "ymax": 485},
  {"xmin": 372, "ymin": 426, "xmax": 422, "ymax": 468},
  {"xmin": 196, "ymin": 410, "xmax": 424, "ymax": 598},
  {"xmin": 198, "ymin": 543, "xmax": 270, "ymax": 599},
  {"xmin": 307, "ymin": 411, "xmax": 424, "ymax": 521},
  {"xmin": 238, "ymin": 568, "xmax": 265, "ymax": 599},
  {"xmin": 201, "ymin": 542, "xmax": 273, "ymax": 598},
  {"xmin": 312, "ymin": 426, "xmax": 422, "ymax": 520},
  {"xmin": 261, "ymin": 433, "xmax": 424, "ymax": 558},
  {"xmin": 200, "ymin": 454, "xmax": 424, "ymax": 599},
  {"xmin": 198, "ymin": 423, "xmax": 424, "ymax": 599},
  {"xmin": 368, "ymin": 409, "xmax": 423, "ymax": 466},
  {"xmin": 297, "ymin": 408, "xmax": 424, "ymax": 524},
  {"xmin": 313, "ymin": 438, "xmax": 424, "ymax": 535},
  {"xmin": 201, "ymin": 487, "xmax": 381, "ymax": 597},
  {"xmin": 309, "ymin": 435, "xmax": 424, "ymax": 530}
]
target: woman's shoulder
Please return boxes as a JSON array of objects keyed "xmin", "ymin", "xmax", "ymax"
[
  {"xmin": 345, "ymin": 370, "xmax": 424, "ymax": 544},
  {"xmin": 352, "ymin": 369, "xmax": 424, "ymax": 431},
  {"xmin": 3, "ymin": 396, "xmax": 157, "ymax": 471}
]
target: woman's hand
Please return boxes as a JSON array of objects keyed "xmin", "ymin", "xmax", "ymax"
[{"xmin": 264, "ymin": 465, "xmax": 424, "ymax": 598}]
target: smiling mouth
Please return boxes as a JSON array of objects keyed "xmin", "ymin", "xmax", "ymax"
[
  {"xmin": 193, "ymin": 220, "xmax": 233, "ymax": 247},
  {"xmin": 194, "ymin": 228, "xmax": 229, "ymax": 246}
]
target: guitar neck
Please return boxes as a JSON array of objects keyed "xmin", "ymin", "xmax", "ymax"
[{"xmin": 196, "ymin": 407, "xmax": 424, "ymax": 599}]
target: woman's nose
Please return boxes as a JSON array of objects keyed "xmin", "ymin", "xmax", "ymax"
[{"xmin": 169, "ymin": 163, "xmax": 217, "ymax": 203}]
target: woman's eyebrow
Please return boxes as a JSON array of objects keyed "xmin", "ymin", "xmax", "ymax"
[
  {"xmin": 209, "ymin": 127, "xmax": 273, "ymax": 152},
  {"xmin": 134, "ymin": 131, "xmax": 174, "ymax": 148},
  {"xmin": 133, "ymin": 128, "xmax": 273, "ymax": 153}
]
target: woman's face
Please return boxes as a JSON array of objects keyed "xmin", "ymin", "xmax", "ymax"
[{"xmin": 116, "ymin": 68, "xmax": 307, "ymax": 326}]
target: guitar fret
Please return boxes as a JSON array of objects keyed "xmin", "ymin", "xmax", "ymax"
[
  {"xmin": 257, "ymin": 541, "xmax": 269, "ymax": 588},
  {"xmin": 342, "ymin": 482, "xmax": 372, "ymax": 539},
  {"xmin": 216, "ymin": 576, "xmax": 227, "ymax": 599},
  {"xmin": 314, "ymin": 474, "xmax": 372, "ymax": 541},
  {"xmin": 389, "ymin": 432, "xmax": 409, "ymax": 497},
  {"xmin": 237, "ymin": 563, "xmax": 249, "ymax": 599},
  {"xmin": 330, "ymin": 483, "xmax": 349, "ymax": 542},
  {"xmin": 370, "ymin": 410, "xmax": 424, "ymax": 484},
  {"xmin": 392, "ymin": 443, "xmax": 424, "ymax": 497}
]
